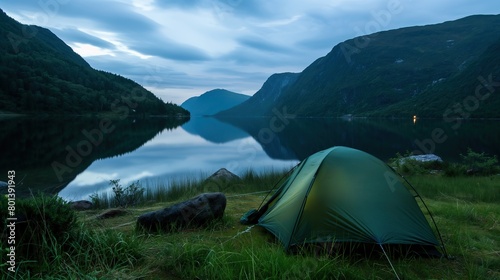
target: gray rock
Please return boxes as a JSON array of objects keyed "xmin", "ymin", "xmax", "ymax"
[
  {"xmin": 399, "ymin": 154, "xmax": 443, "ymax": 165},
  {"xmin": 0, "ymin": 181, "xmax": 8, "ymax": 188},
  {"xmin": 407, "ymin": 154, "xmax": 443, "ymax": 162},
  {"xmin": 137, "ymin": 192, "xmax": 226, "ymax": 232},
  {"xmin": 69, "ymin": 200, "xmax": 93, "ymax": 211},
  {"xmin": 207, "ymin": 168, "xmax": 240, "ymax": 182},
  {"xmin": 203, "ymin": 168, "xmax": 241, "ymax": 192}
]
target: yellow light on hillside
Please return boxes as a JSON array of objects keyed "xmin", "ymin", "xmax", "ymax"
[{"xmin": 413, "ymin": 115, "xmax": 417, "ymax": 124}]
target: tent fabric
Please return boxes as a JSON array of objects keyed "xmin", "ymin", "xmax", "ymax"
[{"xmin": 247, "ymin": 146, "xmax": 440, "ymax": 251}]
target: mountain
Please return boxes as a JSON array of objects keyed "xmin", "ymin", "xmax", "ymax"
[
  {"xmin": 374, "ymin": 36, "xmax": 500, "ymax": 118},
  {"xmin": 221, "ymin": 15, "xmax": 500, "ymax": 118},
  {"xmin": 181, "ymin": 117, "xmax": 248, "ymax": 143},
  {"xmin": 217, "ymin": 72, "xmax": 299, "ymax": 117},
  {"xmin": 181, "ymin": 89, "xmax": 250, "ymax": 116},
  {"xmin": 0, "ymin": 9, "xmax": 188, "ymax": 116}
]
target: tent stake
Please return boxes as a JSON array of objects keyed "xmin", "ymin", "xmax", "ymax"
[{"xmin": 379, "ymin": 244, "xmax": 401, "ymax": 280}]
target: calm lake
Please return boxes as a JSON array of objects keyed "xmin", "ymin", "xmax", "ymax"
[{"xmin": 1, "ymin": 116, "xmax": 499, "ymax": 201}]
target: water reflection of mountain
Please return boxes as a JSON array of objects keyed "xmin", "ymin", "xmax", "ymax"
[
  {"xmin": 0, "ymin": 117, "xmax": 187, "ymax": 197},
  {"xmin": 181, "ymin": 117, "xmax": 249, "ymax": 143},
  {"xmin": 216, "ymin": 117, "xmax": 500, "ymax": 162}
]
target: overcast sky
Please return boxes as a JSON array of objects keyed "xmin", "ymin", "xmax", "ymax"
[{"xmin": 2, "ymin": 0, "xmax": 499, "ymax": 104}]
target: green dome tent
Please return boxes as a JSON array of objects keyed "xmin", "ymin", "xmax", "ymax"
[{"xmin": 241, "ymin": 146, "xmax": 445, "ymax": 257}]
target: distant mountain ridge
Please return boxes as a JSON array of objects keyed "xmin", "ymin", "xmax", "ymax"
[
  {"xmin": 0, "ymin": 9, "xmax": 188, "ymax": 116},
  {"xmin": 218, "ymin": 14, "xmax": 500, "ymax": 118},
  {"xmin": 181, "ymin": 89, "xmax": 250, "ymax": 116}
]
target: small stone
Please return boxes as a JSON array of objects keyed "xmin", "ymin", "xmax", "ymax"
[
  {"xmin": 69, "ymin": 200, "xmax": 93, "ymax": 211},
  {"xmin": 96, "ymin": 208, "xmax": 128, "ymax": 219}
]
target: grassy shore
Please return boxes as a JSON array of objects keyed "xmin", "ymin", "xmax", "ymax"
[{"xmin": 2, "ymin": 170, "xmax": 499, "ymax": 279}]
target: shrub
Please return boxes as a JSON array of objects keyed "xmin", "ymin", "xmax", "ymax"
[
  {"xmin": 17, "ymin": 194, "xmax": 78, "ymax": 238},
  {"xmin": 109, "ymin": 179, "xmax": 145, "ymax": 208},
  {"xmin": 91, "ymin": 179, "xmax": 146, "ymax": 209},
  {"xmin": 0, "ymin": 194, "xmax": 78, "ymax": 272},
  {"xmin": 88, "ymin": 191, "xmax": 108, "ymax": 209},
  {"xmin": 443, "ymin": 162, "xmax": 468, "ymax": 177},
  {"xmin": 389, "ymin": 152, "xmax": 441, "ymax": 175},
  {"xmin": 0, "ymin": 194, "xmax": 143, "ymax": 278},
  {"xmin": 390, "ymin": 149, "xmax": 500, "ymax": 177},
  {"xmin": 460, "ymin": 148, "xmax": 499, "ymax": 176}
]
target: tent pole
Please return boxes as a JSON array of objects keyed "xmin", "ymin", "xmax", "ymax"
[
  {"xmin": 379, "ymin": 244, "xmax": 401, "ymax": 280},
  {"xmin": 388, "ymin": 165, "xmax": 449, "ymax": 258},
  {"xmin": 399, "ymin": 174, "xmax": 449, "ymax": 258},
  {"xmin": 286, "ymin": 172, "xmax": 318, "ymax": 252},
  {"xmin": 256, "ymin": 163, "xmax": 300, "ymax": 210}
]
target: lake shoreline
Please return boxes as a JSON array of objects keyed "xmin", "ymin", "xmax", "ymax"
[{"xmin": 3, "ymin": 112, "xmax": 500, "ymax": 120}]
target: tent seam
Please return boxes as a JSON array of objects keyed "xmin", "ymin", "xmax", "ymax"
[{"xmin": 285, "ymin": 148, "xmax": 334, "ymax": 250}]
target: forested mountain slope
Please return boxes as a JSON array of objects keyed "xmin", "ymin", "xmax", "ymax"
[{"xmin": 0, "ymin": 9, "xmax": 188, "ymax": 116}]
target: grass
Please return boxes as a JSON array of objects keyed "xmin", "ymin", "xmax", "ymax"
[
  {"xmin": 3, "ymin": 170, "xmax": 499, "ymax": 279},
  {"xmin": 89, "ymin": 169, "xmax": 290, "ymax": 209},
  {"xmin": 85, "ymin": 173, "xmax": 500, "ymax": 279},
  {"xmin": 409, "ymin": 175, "xmax": 499, "ymax": 203}
]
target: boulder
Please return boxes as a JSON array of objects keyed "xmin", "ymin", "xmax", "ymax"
[
  {"xmin": 207, "ymin": 168, "xmax": 241, "ymax": 182},
  {"xmin": 203, "ymin": 168, "xmax": 241, "ymax": 192},
  {"xmin": 0, "ymin": 181, "xmax": 7, "ymax": 188},
  {"xmin": 399, "ymin": 154, "xmax": 443, "ymax": 164},
  {"xmin": 137, "ymin": 192, "xmax": 226, "ymax": 232},
  {"xmin": 69, "ymin": 200, "xmax": 93, "ymax": 211},
  {"xmin": 407, "ymin": 154, "xmax": 443, "ymax": 162}
]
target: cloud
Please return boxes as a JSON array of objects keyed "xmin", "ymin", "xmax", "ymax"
[
  {"xmin": 153, "ymin": 0, "xmax": 269, "ymax": 18},
  {"xmin": 2, "ymin": 0, "xmax": 500, "ymax": 105},
  {"xmin": 52, "ymin": 27, "xmax": 116, "ymax": 49},
  {"xmin": 153, "ymin": 0, "xmax": 205, "ymax": 9},
  {"xmin": 85, "ymin": 54, "xmax": 197, "ymax": 88},
  {"xmin": 213, "ymin": 0, "xmax": 272, "ymax": 18},
  {"xmin": 57, "ymin": 1, "xmax": 161, "ymax": 33},
  {"xmin": 237, "ymin": 36, "xmax": 293, "ymax": 53},
  {"xmin": 127, "ymin": 39, "xmax": 210, "ymax": 61}
]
